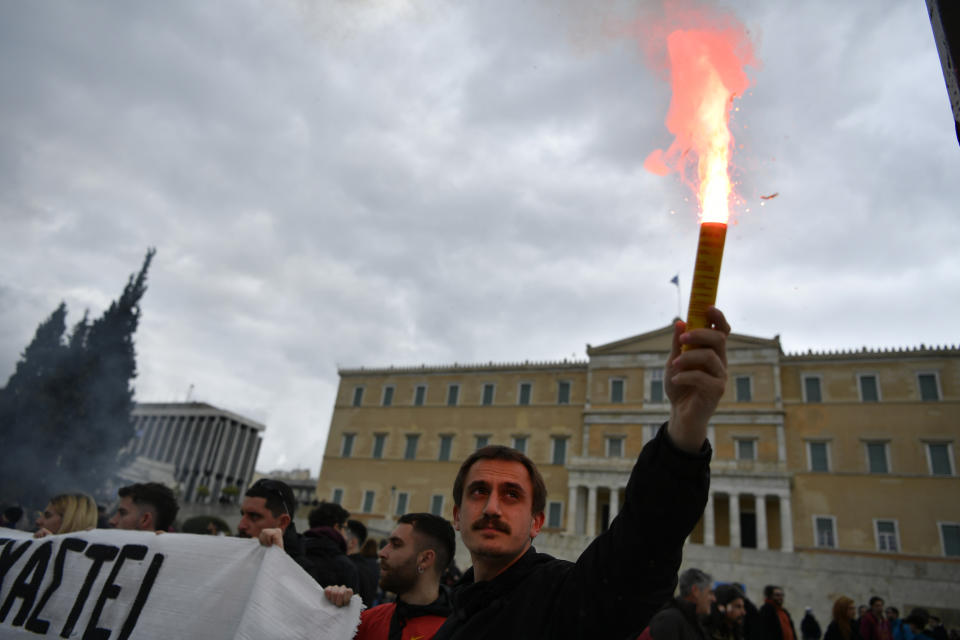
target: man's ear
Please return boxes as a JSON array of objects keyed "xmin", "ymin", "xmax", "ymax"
[
  {"xmin": 140, "ymin": 509, "xmax": 155, "ymax": 531},
  {"xmin": 529, "ymin": 511, "xmax": 545, "ymax": 540},
  {"xmin": 452, "ymin": 505, "xmax": 461, "ymax": 531},
  {"xmin": 418, "ymin": 548, "xmax": 436, "ymax": 572},
  {"xmin": 278, "ymin": 513, "xmax": 292, "ymax": 530}
]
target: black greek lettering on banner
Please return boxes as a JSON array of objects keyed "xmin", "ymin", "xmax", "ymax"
[
  {"xmin": 24, "ymin": 537, "xmax": 88, "ymax": 634},
  {"xmin": 59, "ymin": 543, "xmax": 119, "ymax": 638},
  {"xmin": 0, "ymin": 540, "xmax": 53, "ymax": 625}
]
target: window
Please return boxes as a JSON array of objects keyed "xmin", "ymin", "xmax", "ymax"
[
  {"xmin": 518, "ymin": 382, "xmax": 532, "ymax": 406},
  {"xmin": 859, "ymin": 374, "xmax": 880, "ymax": 402},
  {"xmin": 940, "ymin": 523, "xmax": 960, "ymax": 557},
  {"xmin": 482, "ymin": 383, "xmax": 495, "ymax": 406},
  {"xmin": 557, "ymin": 381, "xmax": 571, "ymax": 405},
  {"xmin": 547, "ymin": 502, "xmax": 563, "ymax": 528},
  {"xmin": 807, "ymin": 441, "xmax": 830, "ymax": 472},
  {"xmin": 372, "ymin": 434, "xmax": 386, "ymax": 459},
  {"xmin": 803, "ymin": 376, "xmax": 822, "ymax": 403},
  {"xmin": 414, "ymin": 384, "xmax": 426, "ymax": 406},
  {"xmin": 552, "ymin": 437, "xmax": 568, "ymax": 465},
  {"xmin": 382, "ymin": 385, "xmax": 395, "ymax": 407},
  {"xmin": 512, "ymin": 436, "xmax": 528, "ymax": 454},
  {"xmin": 447, "ymin": 384, "xmax": 460, "ymax": 406},
  {"xmin": 735, "ymin": 376, "xmax": 752, "ymax": 402},
  {"xmin": 866, "ymin": 442, "xmax": 889, "ymax": 473},
  {"xmin": 362, "ymin": 490, "xmax": 375, "ymax": 514},
  {"xmin": 341, "ymin": 433, "xmax": 355, "ymax": 458},
  {"xmin": 475, "ymin": 435, "xmax": 490, "ymax": 450},
  {"xmin": 610, "ymin": 379, "xmax": 624, "ymax": 403},
  {"xmin": 736, "ymin": 439, "xmax": 756, "ymax": 461},
  {"xmin": 606, "ymin": 436, "xmax": 624, "ymax": 458},
  {"xmin": 875, "ymin": 519, "xmax": 899, "ymax": 552},
  {"xmin": 814, "ymin": 516, "xmax": 837, "ymax": 548},
  {"xmin": 352, "ymin": 386, "xmax": 364, "ymax": 407},
  {"xmin": 395, "ymin": 492, "xmax": 409, "ymax": 516},
  {"xmin": 430, "ymin": 495, "xmax": 444, "ymax": 516},
  {"xmin": 404, "ymin": 434, "xmax": 419, "ymax": 460},
  {"xmin": 331, "ymin": 488, "xmax": 344, "ymax": 505},
  {"xmin": 918, "ymin": 373, "xmax": 940, "ymax": 401},
  {"xmin": 927, "ymin": 443, "xmax": 953, "ymax": 476},
  {"xmin": 649, "ymin": 369, "xmax": 664, "ymax": 403},
  {"xmin": 438, "ymin": 435, "xmax": 453, "ymax": 462}
]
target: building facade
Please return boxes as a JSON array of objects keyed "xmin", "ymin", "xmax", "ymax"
[
  {"xmin": 129, "ymin": 402, "xmax": 265, "ymax": 504},
  {"xmin": 317, "ymin": 326, "xmax": 960, "ymax": 561}
]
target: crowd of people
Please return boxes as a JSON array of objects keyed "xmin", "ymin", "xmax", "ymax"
[
  {"xmin": 631, "ymin": 572, "xmax": 957, "ymax": 640},
  {"xmin": 1, "ymin": 308, "xmax": 955, "ymax": 640}
]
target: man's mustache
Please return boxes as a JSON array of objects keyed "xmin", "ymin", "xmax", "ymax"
[{"xmin": 472, "ymin": 516, "xmax": 510, "ymax": 534}]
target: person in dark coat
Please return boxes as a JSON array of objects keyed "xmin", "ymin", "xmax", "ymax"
[
  {"xmin": 299, "ymin": 501, "xmax": 360, "ymax": 591},
  {"xmin": 803, "ymin": 608, "xmax": 824, "ymax": 640},
  {"xmin": 345, "ymin": 519, "xmax": 380, "ymax": 607},
  {"xmin": 427, "ymin": 308, "xmax": 730, "ymax": 640},
  {"xmin": 640, "ymin": 568, "xmax": 715, "ymax": 640},
  {"xmin": 759, "ymin": 585, "xmax": 798, "ymax": 640},
  {"xmin": 743, "ymin": 596, "xmax": 763, "ymax": 640},
  {"xmin": 707, "ymin": 584, "xmax": 747, "ymax": 640},
  {"xmin": 824, "ymin": 596, "xmax": 860, "ymax": 640}
]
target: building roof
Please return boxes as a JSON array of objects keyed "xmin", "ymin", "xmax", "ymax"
[{"xmin": 133, "ymin": 402, "xmax": 267, "ymax": 431}]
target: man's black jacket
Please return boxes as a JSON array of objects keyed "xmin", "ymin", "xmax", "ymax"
[
  {"xmin": 432, "ymin": 423, "xmax": 711, "ymax": 640},
  {"xmin": 295, "ymin": 525, "xmax": 360, "ymax": 591}
]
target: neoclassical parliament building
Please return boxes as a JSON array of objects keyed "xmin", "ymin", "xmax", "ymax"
[{"xmin": 316, "ymin": 325, "xmax": 960, "ymax": 563}]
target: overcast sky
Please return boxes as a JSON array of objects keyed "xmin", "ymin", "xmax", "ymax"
[{"xmin": 2, "ymin": 1, "xmax": 957, "ymax": 474}]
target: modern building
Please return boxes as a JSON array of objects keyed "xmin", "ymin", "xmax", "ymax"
[
  {"xmin": 317, "ymin": 325, "xmax": 960, "ymax": 561},
  {"xmin": 128, "ymin": 402, "xmax": 265, "ymax": 503}
]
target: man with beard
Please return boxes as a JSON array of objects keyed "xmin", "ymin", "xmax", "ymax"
[
  {"xmin": 708, "ymin": 584, "xmax": 747, "ymax": 640},
  {"xmin": 325, "ymin": 513, "xmax": 454, "ymax": 640},
  {"xmin": 239, "ymin": 478, "xmax": 305, "ymax": 564}
]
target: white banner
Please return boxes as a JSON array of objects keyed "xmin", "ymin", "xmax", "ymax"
[{"xmin": 0, "ymin": 528, "xmax": 361, "ymax": 639}]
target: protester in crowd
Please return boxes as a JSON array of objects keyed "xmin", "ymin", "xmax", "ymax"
[
  {"xmin": 743, "ymin": 596, "xmax": 762, "ymax": 640},
  {"xmin": 345, "ymin": 518, "xmax": 380, "ymax": 607},
  {"xmin": 928, "ymin": 616, "xmax": 947, "ymax": 640},
  {"xmin": 325, "ymin": 513, "xmax": 455, "ymax": 640},
  {"xmin": 861, "ymin": 597, "xmax": 892, "ymax": 640},
  {"xmin": 803, "ymin": 607, "xmax": 823, "ymax": 640},
  {"xmin": 759, "ymin": 586, "xmax": 798, "ymax": 640},
  {"xmin": 638, "ymin": 568, "xmax": 715, "ymax": 640},
  {"xmin": 857, "ymin": 607, "xmax": 870, "ymax": 632},
  {"xmin": 34, "ymin": 492, "xmax": 97, "ymax": 537},
  {"xmin": 368, "ymin": 308, "xmax": 723, "ymax": 640},
  {"xmin": 887, "ymin": 608, "xmax": 904, "ymax": 640},
  {"xmin": 238, "ymin": 478, "xmax": 303, "ymax": 563},
  {"xmin": 299, "ymin": 501, "xmax": 359, "ymax": 590},
  {"xmin": 903, "ymin": 610, "xmax": 932, "ymax": 640},
  {"xmin": 1, "ymin": 505, "xmax": 23, "ymax": 529},
  {"xmin": 824, "ymin": 597, "xmax": 860, "ymax": 640},
  {"xmin": 706, "ymin": 583, "xmax": 746, "ymax": 640},
  {"xmin": 109, "ymin": 482, "xmax": 179, "ymax": 532}
]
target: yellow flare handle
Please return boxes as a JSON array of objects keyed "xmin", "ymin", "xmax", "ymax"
[{"xmin": 683, "ymin": 221, "xmax": 727, "ymax": 350}]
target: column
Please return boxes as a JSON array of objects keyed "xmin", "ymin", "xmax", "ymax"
[
  {"xmin": 776, "ymin": 422, "xmax": 786, "ymax": 463},
  {"xmin": 703, "ymin": 492, "xmax": 715, "ymax": 547},
  {"xmin": 586, "ymin": 485, "xmax": 598, "ymax": 538},
  {"xmin": 607, "ymin": 488, "xmax": 621, "ymax": 528},
  {"xmin": 729, "ymin": 492, "xmax": 741, "ymax": 548},
  {"xmin": 567, "ymin": 485, "xmax": 578, "ymax": 535},
  {"xmin": 779, "ymin": 493, "xmax": 794, "ymax": 552},
  {"xmin": 755, "ymin": 494, "xmax": 768, "ymax": 550}
]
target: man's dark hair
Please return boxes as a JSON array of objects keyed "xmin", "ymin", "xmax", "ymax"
[
  {"xmin": 118, "ymin": 482, "xmax": 179, "ymax": 531},
  {"xmin": 398, "ymin": 512, "xmax": 456, "ymax": 574},
  {"xmin": 346, "ymin": 519, "xmax": 368, "ymax": 545},
  {"xmin": 764, "ymin": 585, "xmax": 782, "ymax": 599},
  {"xmin": 245, "ymin": 479, "xmax": 297, "ymax": 518},
  {"xmin": 452, "ymin": 445, "xmax": 547, "ymax": 515},
  {"xmin": 678, "ymin": 568, "xmax": 712, "ymax": 598},
  {"xmin": 869, "ymin": 596, "xmax": 884, "ymax": 607},
  {"xmin": 309, "ymin": 501, "xmax": 350, "ymax": 529},
  {"xmin": 886, "ymin": 607, "xmax": 899, "ymax": 616},
  {"xmin": 2, "ymin": 506, "xmax": 23, "ymax": 525}
]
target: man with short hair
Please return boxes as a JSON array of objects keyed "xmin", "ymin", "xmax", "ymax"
[
  {"xmin": 641, "ymin": 568, "xmax": 715, "ymax": 640},
  {"xmin": 802, "ymin": 607, "xmax": 823, "ymax": 640},
  {"xmin": 239, "ymin": 478, "xmax": 304, "ymax": 564},
  {"xmin": 428, "ymin": 308, "xmax": 730, "ymax": 640},
  {"xmin": 759, "ymin": 586, "xmax": 797, "ymax": 640},
  {"xmin": 109, "ymin": 482, "xmax": 179, "ymax": 532},
  {"xmin": 345, "ymin": 519, "xmax": 380, "ymax": 607},
  {"xmin": 861, "ymin": 597, "xmax": 892, "ymax": 640},
  {"xmin": 326, "ymin": 513, "xmax": 455, "ymax": 640},
  {"xmin": 299, "ymin": 501, "xmax": 359, "ymax": 591},
  {"xmin": 709, "ymin": 584, "xmax": 747, "ymax": 640}
]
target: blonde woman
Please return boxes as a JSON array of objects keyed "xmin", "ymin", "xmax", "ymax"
[{"xmin": 34, "ymin": 492, "xmax": 98, "ymax": 537}]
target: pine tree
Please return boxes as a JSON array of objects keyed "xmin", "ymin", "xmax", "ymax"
[{"xmin": 0, "ymin": 249, "xmax": 156, "ymax": 509}]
